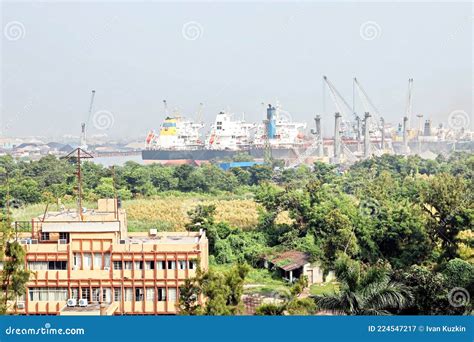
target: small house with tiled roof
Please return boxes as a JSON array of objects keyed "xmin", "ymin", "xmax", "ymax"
[{"xmin": 264, "ymin": 250, "xmax": 333, "ymax": 284}]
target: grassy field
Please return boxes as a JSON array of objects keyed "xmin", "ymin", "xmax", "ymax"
[
  {"xmin": 12, "ymin": 192, "xmax": 292, "ymax": 232},
  {"xmin": 124, "ymin": 196, "xmax": 259, "ymax": 231},
  {"xmin": 309, "ymin": 282, "xmax": 339, "ymax": 296},
  {"xmin": 210, "ymin": 264, "xmax": 291, "ymax": 297}
]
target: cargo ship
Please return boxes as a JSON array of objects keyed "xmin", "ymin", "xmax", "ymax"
[{"xmin": 142, "ymin": 104, "xmax": 308, "ymax": 164}]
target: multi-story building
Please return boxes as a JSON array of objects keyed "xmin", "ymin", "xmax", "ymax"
[{"xmin": 13, "ymin": 198, "xmax": 208, "ymax": 315}]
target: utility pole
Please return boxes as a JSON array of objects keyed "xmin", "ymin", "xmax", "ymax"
[{"xmin": 65, "ymin": 148, "xmax": 94, "ymax": 221}]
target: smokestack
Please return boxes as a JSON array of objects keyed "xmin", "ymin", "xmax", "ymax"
[
  {"xmin": 364, "ymin": 112, "xmax": 371, "ymax": 158},
  {"xmin": 334, "ymin": 112, "xmax": 341, "ymax": 159},
  {"xmin": 403, "ymin": 116, "xmax": 408, "ymax": 149},
  {"xmin": 314, "ymin": 115, "xmax": 324, "ymax": 157},
  {"xmin": 266, "ymin": 105, "xmax": 276, "ymax": 139}
]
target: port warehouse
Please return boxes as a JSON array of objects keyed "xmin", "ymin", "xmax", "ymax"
[{"xmin": 7, "ymin": 199, "xmax": 209, "ymax": 315}]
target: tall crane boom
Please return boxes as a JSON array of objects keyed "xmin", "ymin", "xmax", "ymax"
[
  {"xmin": 81, "ymin": 90, "xmax": 95, "ymax": 149},
  {"xmin": 353, "ymin": 78, "xmax": 383, "ymax": 131},
  {"xmin": 323, "ymin": 76, "xmax": 356, "ymax": 120},
  {"xmin": 353, "ymin": 78, "xmax": 381, "ymax": 120},
  {"xmin": 88, "ymin": 90, "xmax": 96, "ymax": 119}
]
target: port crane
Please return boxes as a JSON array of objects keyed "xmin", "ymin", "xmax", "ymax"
[
  {"xmin": 323, "ymin": 76, "xmax": 358, "ymax": 122},
  {"xmin": 323, "ymin": 76, "xmax": 361, "ymax": 162},
  {"xmin": 352, "ymin": 78, "xmax": 384, "ymax": 155},
  {"xmin": 81, "ymin": 90, "xmax": 95, "ymax": 150}
]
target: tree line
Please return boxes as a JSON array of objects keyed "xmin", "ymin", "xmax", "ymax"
[{"xmin": 0, "ymin": 152, "xmax": 472, "ymax": 315}]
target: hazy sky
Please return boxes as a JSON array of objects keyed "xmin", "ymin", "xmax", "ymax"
[{"xmin": 1, "ymin": 1, "xmax": 472, "ymax": 140}]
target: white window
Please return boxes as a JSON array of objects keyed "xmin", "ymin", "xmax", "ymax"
[
  {"xmin": 168, "ymin": 288, "xmax": 177, "ymax": 302},
  {"xmin": 146, "ymin": 288, "xmax": 155, "ymax": 301},
  {"xmin": 179, "ymin": 260, "xmax": 186, "ymax": 270},
  {"xmin": 73, "ymin": 254, "xmax": 82, "ymax": 269},
  {"xmin": 104, "ymin": 254, "xmax": 111, "ymax": 268},
  {"xmin": 39, "ymin": 288, "xmax": 48, "ymax": 301},
  {"xmin": 93, "ymin": 253, "xmax": 102, "ymax": 269},
  {"xmin": 189, "ymin": 260, "xmax": 197, "ymax": 270},
  {"xmin": 71, "ymin": 288, "xmax": 79, "ymax": 300},
  {"xmin": 92, "ymin": 288, "xmax": 100, "ymax": 302},
  {"xmin": 124, "ymin": 288, "xmax": 133, "ymax": 301},
  {"xmin": 28, "ymin": 288, "xmax": 67, "ymax": 301},
  {"xmin": 124, "ymin": 261, "xmax": 133, "ymax": 270},
  {"xmin": 168, "ymin": 261, "xmax": 176, "ymax": 270},
  {"xmin": 114, "ymin": 288, "xmax": 121, "ymax": 301},
  {"xmin": 157, "ymin": 261, "xmax": 165, "ymax": 270},
  {"xmin": 28, "ymin": 261, "xmax": 48, "ymax": 270},
  {"xmin": 51, "ymin": 288, "xmax": 68, "ymax": 301},
  {"xmin": 134, "ymin": 261, "xmax": 143, "ymax": 270},
  {"xmin": 83, "ymin": 253, "xmax": 92, "ymax": 270},
  {"xmin": 113, "ymin": 261, "xmax": 122, "ymax": 270},
  {"xmin": 145, "ymin": 261, "xmax": 154, "ymax": 270},
  {"xmin": 102, "ymin": 288, "xmax": 111, "ymax": 303}
]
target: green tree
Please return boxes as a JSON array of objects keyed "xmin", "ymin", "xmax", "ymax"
[
  {"xmin": 443, "ymin": 258, "xmax": 474, "ymax": 296},
  {"xmin": 394, "ymin": 265, "xmax": 450, "ymax": 315},
  {"xmin": 178, "ymin": 264, "xmax": 249, "ymax": 315},
  {"xmin": 95, "ymin": 177, "xmax": 116, "ymax": 198},
  {"xmin": 422, "ymin": 173, "xmax": 473, "ymax": 260},
  {"xmin": 248, "ymin": 165, "xmax": 272, "ymax": 185},
  {"xmin": 255, "ymin": 303, "xmax": 285, "ymax": 315},
  {"xmin": 314, "ymin": 256, "xmax": 412, "ymax": 315},
  {"xmin": 0, "ymin": 213, "xmax": 30, "ymax": 313}
]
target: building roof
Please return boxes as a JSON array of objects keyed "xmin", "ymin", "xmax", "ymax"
[
  {"xmin": 265, "ymin": 250, "xmax": 310, "ymax": 271},
  {"xmin": 60, "ymin": 303, "xmax": 118, "ymax": 316}
]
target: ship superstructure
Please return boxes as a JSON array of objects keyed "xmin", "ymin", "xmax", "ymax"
[
  {"xmin": 254, "ymin": 103, "xmax": 306, "ymax": 148},
  {"xmin": 206, "ymin": 111, "xmax": 255, "ymax": 150},
  {"xmin": 142, "ymin": 103, "xmax": 308, "ymax": 164},
  {"xmin": 145, "ymin": 112, "xmax": 204, "ymax": 151}
]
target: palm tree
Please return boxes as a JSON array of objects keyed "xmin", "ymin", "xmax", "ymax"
[{"xmin": 313, "ymin": 256, "xmax": 413, "ymax": 315}]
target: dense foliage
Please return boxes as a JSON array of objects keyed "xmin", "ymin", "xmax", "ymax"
[{"xmin": 1, "ymin": 152, "xmax": 472, "ymax": 315}]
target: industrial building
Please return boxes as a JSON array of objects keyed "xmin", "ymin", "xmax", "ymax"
[{"xmin": 12, "ymin": 198, "xmax": 209, "ymax": 315}]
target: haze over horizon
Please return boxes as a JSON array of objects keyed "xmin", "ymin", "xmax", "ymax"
[{"xmin": 1, "ymin": 1, "xmax": 472, "ymax": 140}]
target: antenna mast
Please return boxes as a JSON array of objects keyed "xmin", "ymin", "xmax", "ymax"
[{"xmin": 65, "ymin": 148, "xmax": 94, "ymax": 221}]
